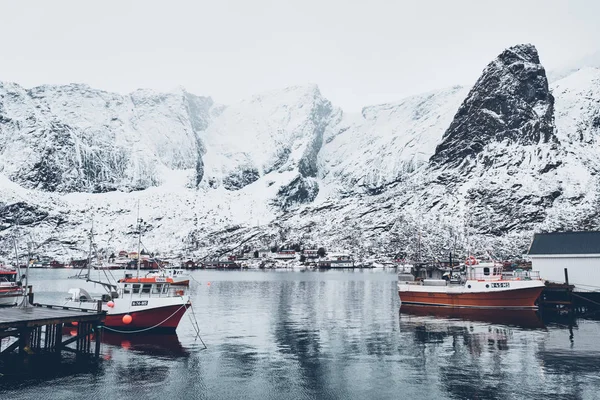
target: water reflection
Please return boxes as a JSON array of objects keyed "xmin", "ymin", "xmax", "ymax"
[
  {"xmin": 400, "ymin": 305, "xmax": 546, "ymax": 329},
  {"xmin": 101, "ymin": 332, "xmax": 188, "ymax": 358},
  {"xmin": 2, "ymin": 269, "xmax": 600, "ymax": 400}
]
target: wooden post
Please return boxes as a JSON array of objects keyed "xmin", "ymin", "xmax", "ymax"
[
  {"xmin": 95, "ymin": 301, "xmax": 103, "ymax": 358},
  {"xmin": 18, "ymin": 328, "xmax": 31, "ymax": 355},
  {"xmin": 54, "ymin": 323, "xmax": 63, "ymax": 353},
  {"xmin": 27, "ymin": 285, "xmax": 34, "ymax": 305},
  {"xmin": 95, "ymin": 324, "xmax": 102, "ymax": 358}
]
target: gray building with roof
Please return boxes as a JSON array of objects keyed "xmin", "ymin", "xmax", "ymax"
[{"xmin": 528, "ymin": 231, "xmax": 600, "ymax": 292}]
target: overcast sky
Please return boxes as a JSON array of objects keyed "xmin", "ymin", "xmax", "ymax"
[{"xmin": 1, "ymin": 0, "xmax": 599, "ymax": 111}]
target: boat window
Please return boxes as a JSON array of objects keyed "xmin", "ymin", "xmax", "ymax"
[
  {"xmin": 142, "ymin": 284, "xmax": 152, "ymax": 293},
  {"xmin": 154, "ymin": 284, "xmax": 162, "ymax": 294},
  {"xmin": 484, "ymin": 267, "xmax": 490, "ymax": 276},
  {"xmin": 132, "ymin": 284, "xmax": 141, "ymax": 294}
]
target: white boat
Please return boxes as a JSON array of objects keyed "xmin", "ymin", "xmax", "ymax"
[
  {"xmin": 0, "ymin": 266, "xmax": 24, "ymax": 306},
  {"xmin": 144, "ymin": 268, "xmax": 190, "ymax": 286},
  {"xmin": 318, "ymin": 253, "xmax": 355, "ymax": 268}
]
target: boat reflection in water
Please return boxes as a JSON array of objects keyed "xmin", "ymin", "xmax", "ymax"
[
  {"xmin": 101, "ymin": 332, "xmax": 189, "ymax": 358},
  {"xmin": 399, "ymin": 304, "xmax": 546, "ymax": 329},
  {"xmin": 61, "ymin": 327, "xmax": 189, "ymax": 358}
]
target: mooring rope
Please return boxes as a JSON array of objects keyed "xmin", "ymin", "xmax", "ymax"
[
  {"xmin": 188, "ymin": 303, "xmax": 207, "ymax": 349},
  {"xmin": 571, "ymin": 292, "xmax": 600, "ymax": 308}
]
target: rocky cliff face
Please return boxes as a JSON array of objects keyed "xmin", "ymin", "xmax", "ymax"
[
  {"xmin": 431, "ymin": 44, "xmax": 557, "ymax": 170},
  {"xmin": 415, "ymin": 44, "xmax": 576, "ymax": 236},
  {"xmin": 199, "ymin": 85, "xmax": 338, "ymax": 209},
  {"xmin": 0, "ymin": 83, "xmax": 218, "ymax": 192}
]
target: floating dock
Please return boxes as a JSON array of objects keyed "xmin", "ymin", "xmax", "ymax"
[{"xmin": 0, "ymin": 302, "xmax": 105, "ymax": 359}]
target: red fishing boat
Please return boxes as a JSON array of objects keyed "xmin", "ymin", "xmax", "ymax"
[
  {"xmin": 397, "ymin": 257, "xmax": 545, "ymax": 309},
  {"xmin": 64, "ymin": 219, "xmax": 191, "ymax": 332}
]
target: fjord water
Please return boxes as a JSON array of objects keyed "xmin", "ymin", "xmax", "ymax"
[{"xmin": 1, "ymin": 270, "xmax": 599, "ymax": 400}]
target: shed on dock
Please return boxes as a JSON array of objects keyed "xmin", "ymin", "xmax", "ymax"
[{"xmin": 528, "ymin": 231, "xmax": 600, "ymax": 292}]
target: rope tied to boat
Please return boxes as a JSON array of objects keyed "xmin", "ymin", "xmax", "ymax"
[{"xmin": 188, "ymin": 303, "xmax": 207, "ymax": 350}]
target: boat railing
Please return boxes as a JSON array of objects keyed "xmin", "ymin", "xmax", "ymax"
[
  {"xmin": 512, "ymin": 270, "xmax": 541, "ymax": 280},
  {"xmin": 467, "ymin": 270, "xmax": 541, "ymax": 281},
  {"xmin": 466, "ymin": 272, "xmax": 503, "ymax": 281}
]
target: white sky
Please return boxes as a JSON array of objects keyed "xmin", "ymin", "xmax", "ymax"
[{"xmin": 1, "ymin": 0, "xmax": 599, "ymax": 111}]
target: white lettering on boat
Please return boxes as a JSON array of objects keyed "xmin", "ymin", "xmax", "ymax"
[{"xmin": 131, "ymin": 300, "xmax": 148, "ymax": 306}]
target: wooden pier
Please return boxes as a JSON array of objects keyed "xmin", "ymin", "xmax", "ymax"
[
  {"xmin": 0, "ymin": 303, "xmax": 105, "ymax": 359},
  {"xmin": 540, "ymin": 268, "xmax": 600, "ymax": 314}
]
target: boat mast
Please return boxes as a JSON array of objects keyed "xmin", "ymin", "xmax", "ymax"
[
  {"xmin": 12, "ymin": 236, "xmax": 21, "ymax": 281},
  {"xmin": 86, "ymin": 221, "xmax": 93, "ymax": 281},
  {"xmin": 136, "ymin": 203, "xmax": 141, "ymax": 279},
  {"xmin": 23, "ymin": 240, "xmax": 32, "ymax": 308}
]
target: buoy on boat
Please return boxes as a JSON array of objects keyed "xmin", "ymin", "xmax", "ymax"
[
  {"xmin": 72, "ymin": 321, "xmax": 79, "ymax": 326},
  {"xmin": 107, "ymin": 301, "xmax": 115, "ymax": 308},
  {"xmin": 207, "ymin": 282, "xmax": 211, "ymax": 286},
  {"xmin": 122, "ymin": 314, "xmax": 132, "ymax": 324}
]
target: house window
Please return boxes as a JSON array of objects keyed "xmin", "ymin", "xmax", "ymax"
[{"xmin": 484, "ymin": 267, "xmax": 490, "ymax": 276}]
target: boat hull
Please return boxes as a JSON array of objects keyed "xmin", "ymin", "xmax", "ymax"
[
  {"xmin": 104, "ymin": 303, "xmax": 190, "ymax": 332},
  {"xmin": 0, "ymin": 289, "xmax": 24, "ymax": 306},
  {"xmin": 398, "ymin": 286, "xmax": 544, "ymax": 309}
]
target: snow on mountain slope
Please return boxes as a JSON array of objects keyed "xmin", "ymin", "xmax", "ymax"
[
  {"xmin": 318, "ymin": 86, "xmax": 468, "ymax": 192},
  {"xmin": 553, "ymin": 67, "xmax": 600, "ymax": 150},
  {"xmin": 0, "ymin": 82, "xmax": 218, "ymax": 192},
  {"xmin": 542, "ymin": 66, "xmax": 600, "ymax": 230},
  {"xmin": 2, "ymin": 44, "xmax": 600, "ymax": 261},
  {"xmin": 547, "ymin": 50, "xmax": 600, "ymax": 82},
  {"xmin": 200, "ymin": 85, "xmax": 338, "ymax": 209},
  {"xmin": 417, "ymin": 44, "xmax": 596, "ymax": 236},
  {"xmin": 279, "ymin": 44, "xmax": 600, "ymax": 259}
]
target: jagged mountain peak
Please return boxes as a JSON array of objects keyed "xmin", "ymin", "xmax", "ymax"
[
  {"xmin": 243, "ymin": 84, "xmax": 323, "ymax": 108},
  {"xmin": 498, "ymin": 43, "xmax": 540, "ymax": 65},
  {"xmin": 430, "ymin": 43, "xmax": 556, "ymax": 170}
]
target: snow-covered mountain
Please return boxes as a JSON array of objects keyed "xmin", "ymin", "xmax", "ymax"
[
  {"xmin": 318, "ymin": 86, "xmax": 468, "ymax": 193},
  {"xmin": 1, "ymin": 44, "xmax": 600, "ymax": 261},
  {"xmin": 0, "ymin": 82, "xmax": 219, "ymax": 192}
]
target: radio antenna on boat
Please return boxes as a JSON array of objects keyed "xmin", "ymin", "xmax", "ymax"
[{"xmin": 136, "ymin": 202, "xmax": 142, "ymax": 280}]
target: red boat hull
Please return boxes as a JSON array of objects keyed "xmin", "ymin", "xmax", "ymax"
[
  {"xmin": 398, "ymin": 286, "xmax": 544, "ymax": 309},
  {"xmin": 105, "ymin": 304, "xmax": 190, "ymax": 332}
]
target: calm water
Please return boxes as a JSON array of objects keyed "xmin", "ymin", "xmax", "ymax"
[{"xmin": 1, "ymin": 269, "xmax": 599, "ymax": 400}]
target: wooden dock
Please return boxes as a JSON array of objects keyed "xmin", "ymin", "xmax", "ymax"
[{"xmin": 0, "ymin": 303, "xmax": 105, "ymax": 359}]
